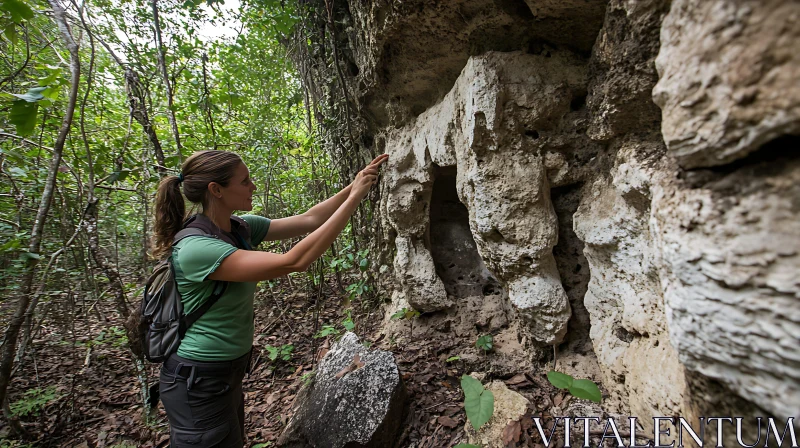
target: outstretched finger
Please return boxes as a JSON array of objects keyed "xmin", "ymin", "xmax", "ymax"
[{"xmin": 368, "ymin": 154, "xmax": 389, "ymax": 167}]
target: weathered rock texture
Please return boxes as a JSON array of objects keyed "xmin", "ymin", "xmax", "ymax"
[
  {"xmin": 316, "ymin": 0, "xmax": 800, "ymax": 435},
  {"xmin": 278, "ymin": 333, "xmax": 406, "ymax": 448},
  {"xmin": 653, "ymin": 0, "xmax": 800, "ymax": 169},
  {"xmin": 381, "ymin": 50, "xmax": 596, "ymax": 345}
]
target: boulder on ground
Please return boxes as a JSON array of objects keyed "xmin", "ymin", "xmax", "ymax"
[{"xmin": 278, "ymin": 332, "xmax": 407, "ymax": 448}]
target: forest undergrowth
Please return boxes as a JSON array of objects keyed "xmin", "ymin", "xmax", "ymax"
[{"xmin": 3, "ymin": 272, "xmax": 575, "ymax": 448}]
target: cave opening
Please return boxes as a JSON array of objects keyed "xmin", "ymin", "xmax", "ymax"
[
  {"xmin": 429, "ymin": 166, "xmax": 500, "ymax": 298},
  {"xmin": 551, "ymin": 182, "xmax": 593, "ymax": 353}
]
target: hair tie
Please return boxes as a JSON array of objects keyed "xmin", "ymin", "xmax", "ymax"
[{"xmin": 178, "ymin": 173, "xmax": 184, "ymax": 183}]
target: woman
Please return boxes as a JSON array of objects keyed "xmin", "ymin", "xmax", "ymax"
[{"xmin": 153, "ymin": 149, "xmax": 388, "ymax": 447}]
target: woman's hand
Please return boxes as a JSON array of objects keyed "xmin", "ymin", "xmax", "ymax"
[{"xmin": 350, "ymin": 154, "xmax": 389, "ymax": 200}]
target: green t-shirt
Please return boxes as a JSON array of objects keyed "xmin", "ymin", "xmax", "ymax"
[{"xmin": 172, "ymin": 214, "xmax": 271, "ymax": 361}]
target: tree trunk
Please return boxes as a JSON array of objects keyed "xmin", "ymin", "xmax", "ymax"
[
  {"xmin": 0, "ymin": 0, "xmax": 81, "ymax": 414},
  {"xmin": 151, "ymin": 0, "xmax": 182, "ymax": 161},
  {"xmin": 78, "ymin": 29, "xmax": 130, "ymax": 318},
  {"xmin": 125, "ymin": 68, "xmax": 166, "ymax": 176},
  {"xmin": 84, "ymin": 19, "xmax": 167, "ymax": 176}
]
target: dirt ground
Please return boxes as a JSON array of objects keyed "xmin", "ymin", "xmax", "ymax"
[{"xmin": 1, "ymin": 277, "xmax": 618, "ymax": 448}]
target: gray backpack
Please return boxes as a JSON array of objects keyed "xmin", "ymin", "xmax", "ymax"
[{"xmin": 138, "ymin": 215, "xmax": 251, "ymax": 363}]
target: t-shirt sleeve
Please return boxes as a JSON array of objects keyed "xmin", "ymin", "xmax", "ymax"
[
  {"xmin": 242, "ymin": 214, "xmax": 271, "ymax": 246},
  {"xmin": 173, "ymin": 237, "xmax": 237, "ymax": 282}
]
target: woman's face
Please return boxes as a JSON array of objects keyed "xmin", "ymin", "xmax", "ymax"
[{"xmin": 218, "ymin": 162, "xmax": 256, "ymax": 212}]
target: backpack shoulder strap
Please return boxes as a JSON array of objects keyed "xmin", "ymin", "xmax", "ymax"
[
  {"xmin": 170, "ymin": 223, "xmax": 228, "ymax": 336},
  {"xmin": 230, "ymin": 215, "xmax": 252, "ymax": 250},
  {"xmin": 180, "ymin": 281, "xmax": 228, "ymax": 337},
  {"xmin": 173, "ymin": 227, "xmax": 209, "ymax": 244}
]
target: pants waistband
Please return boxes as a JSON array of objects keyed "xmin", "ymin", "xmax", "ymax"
[{"xmin": 163, "ymin": 350, "xmax": 251, "ymax": 379}]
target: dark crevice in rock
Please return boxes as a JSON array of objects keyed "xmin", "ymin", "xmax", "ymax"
[
  {"xmin": 570, "ymin": 92, "xmax": 587, "ymax": 111},
  {"xmin": 429, "ymin": 166, "xmax": 498, "ymax": 298},
  {"xmin": 550, "ymin": 182, "xmax": 592, "ymax": 354},
  {"xmin": 679, "ymin": 134, "xmax": 800, "ymax": 194},
  {"xmin": 614, "ymin": 327, "xmax": 635, "ymax": 343},
  {"xmin": 685, "ymin": 134, "xmax": 800, "ymax": 175}
]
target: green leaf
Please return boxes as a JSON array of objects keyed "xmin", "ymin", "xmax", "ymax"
[
  {"xmin": 341, "ymin": 318, "xmax": 355, "ymax": 331},
  {"xmin": 11, "ymin": 86, "xmax": 47, "ymax": 102},
  {"xmin": 390, "ymin": 308, "xmax": 406, "ymax": 320},
  {"xmin": 547, "ymin": 370, "xmax": 573, "ymax": 390},
  {"xmin": 476, "ymin": 334, "xmax": 493, "ymax": 351},
  {"xmin": 4, "ymin": 23, "xmax": 17, "ymax": 45},
  {"xmin": 9, "ymin": 100, "xmax": 38, "ymax": 136},
  {"xmin": 20, "ymin": 251, "xmax": 40, "ymax": 260},
  {"xmin": 2, "ymin": 0, "xmax": 35, "ymax": 23},
  {"xmin": 569, "ymin": 378, "xmax": 602, "ymax": 403},
  {"xmin": 38, "ymin": 72, "xmax": 60, "ymax": 87},
  {"xmin": 446, "ymin": 356, "xmax": 460, "ymax": 363},
  {"xmin": 359, "ymin": 258, "xmax": 368, "ymax": 271},
  {"xmin": 460, "ymin": 375, "xmax": 484, "ymax": 400},
  {"xmin": 462, "ymin": 375, "xmax": 494, "ymax": 431},
  {"xmin": 41, "ymin": 86, "xmax": 59, "ymax": 100}
]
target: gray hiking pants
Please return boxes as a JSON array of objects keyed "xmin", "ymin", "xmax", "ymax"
[{"xmin": 159, "ymin": 351, "xmax": 251, "ymax": 447}]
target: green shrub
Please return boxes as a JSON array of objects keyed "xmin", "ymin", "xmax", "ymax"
[{"xmin": 10, "ymin": 386, "xmax": 60, "ymax": 418}]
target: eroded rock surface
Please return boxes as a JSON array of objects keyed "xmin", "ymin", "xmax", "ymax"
[
  {"xmin": 652, "ymin": 143, "xmax": 800, "ymax": 420},
  {"xmin": 653, "ymin": 0, "xmax": 800, "ymax": 168},
  {"xmin": 382, "ymin": 51, "xmax": 593, "ymax": 345},
  {"xmin": 313, "ymin": 0, "xmax": 800, "ymax": 437},
  {"xmin": 347, "ymin": 0, "xmax": 607, "ymax": 126}
]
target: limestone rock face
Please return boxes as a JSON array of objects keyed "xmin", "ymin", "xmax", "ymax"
[
  {"xmin": 652, "ymin": 149, "xmax": 800, "ymax": 421},
  {"xmin": 653, "ymin": 0, "xmax": 800, "ymax": 168},
  {"xmin": 347, "ymin": 0, "xmax": 607, "ymax": 126},
  {"xmin": 586, "ymin": 0, "xmax": 668, "ymax": 141},
  {"xmin": 317, "ymin": 0, "xmax": 800, "ymax": 435},
  {"xmin": 381, "ymin": 51, "xmax": 590, "ymax": 344},
  {"xmin": 574, "ymin": 139, "xmax": 689, "ymax": 431},
  {"xmin": 277, "ymin": 333, "xmax": 406, "ymax": 448}
]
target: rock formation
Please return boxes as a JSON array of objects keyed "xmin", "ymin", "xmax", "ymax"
[
  {"xmin": 314, "ymin": 0, "xmax": 800, "ymax": 436},
  {"xmin": 278, "ymin": 332, "xmax": 407, "ymax": 447}
]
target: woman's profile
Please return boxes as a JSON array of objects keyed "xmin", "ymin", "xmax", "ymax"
[{"xmin": 152, "ymin": 149, "xmax": 388, "ymax": 447}]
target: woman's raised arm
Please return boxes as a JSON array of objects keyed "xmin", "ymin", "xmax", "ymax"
[
  {"xmin": 208, "ymin": 157, "xmax": 384, "ymax": 282},
  {"xmin": 261, "ymin": 154, "xmax": 389, "ymax": 241}
]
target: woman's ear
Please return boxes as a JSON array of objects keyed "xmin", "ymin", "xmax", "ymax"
[{"xmin": 208, "ymin": 182, "xmax": 223, "ymax": 199}]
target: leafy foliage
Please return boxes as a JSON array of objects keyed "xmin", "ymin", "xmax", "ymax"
[
  {"xmin": 313, "ymin": 324, "xmax": 340, "ymax": 339},
  {"xmin": 9, "ymin": 386, "xmax": 60, "ymax": 417},
  {"xmin": 390, "ymin": 307, "xmax": 420, "ymax": 321},
  {"xmin": 475, "ymin": 334, "xmax": 493, "ymax": 352},
  {"xmin": 265, "ymin": 344, "xmax": 294, "ymax": 362},
  {"xmin": 461, "ymin": 375, "xmax": 494, "ymax": 431},
  {"xmin": 546, "ymin": 370, "xmax": 602, "ymax": 403},
  {"xmin": 341, "ymin": 309, "xmax": 355, "ymax": 331}
]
